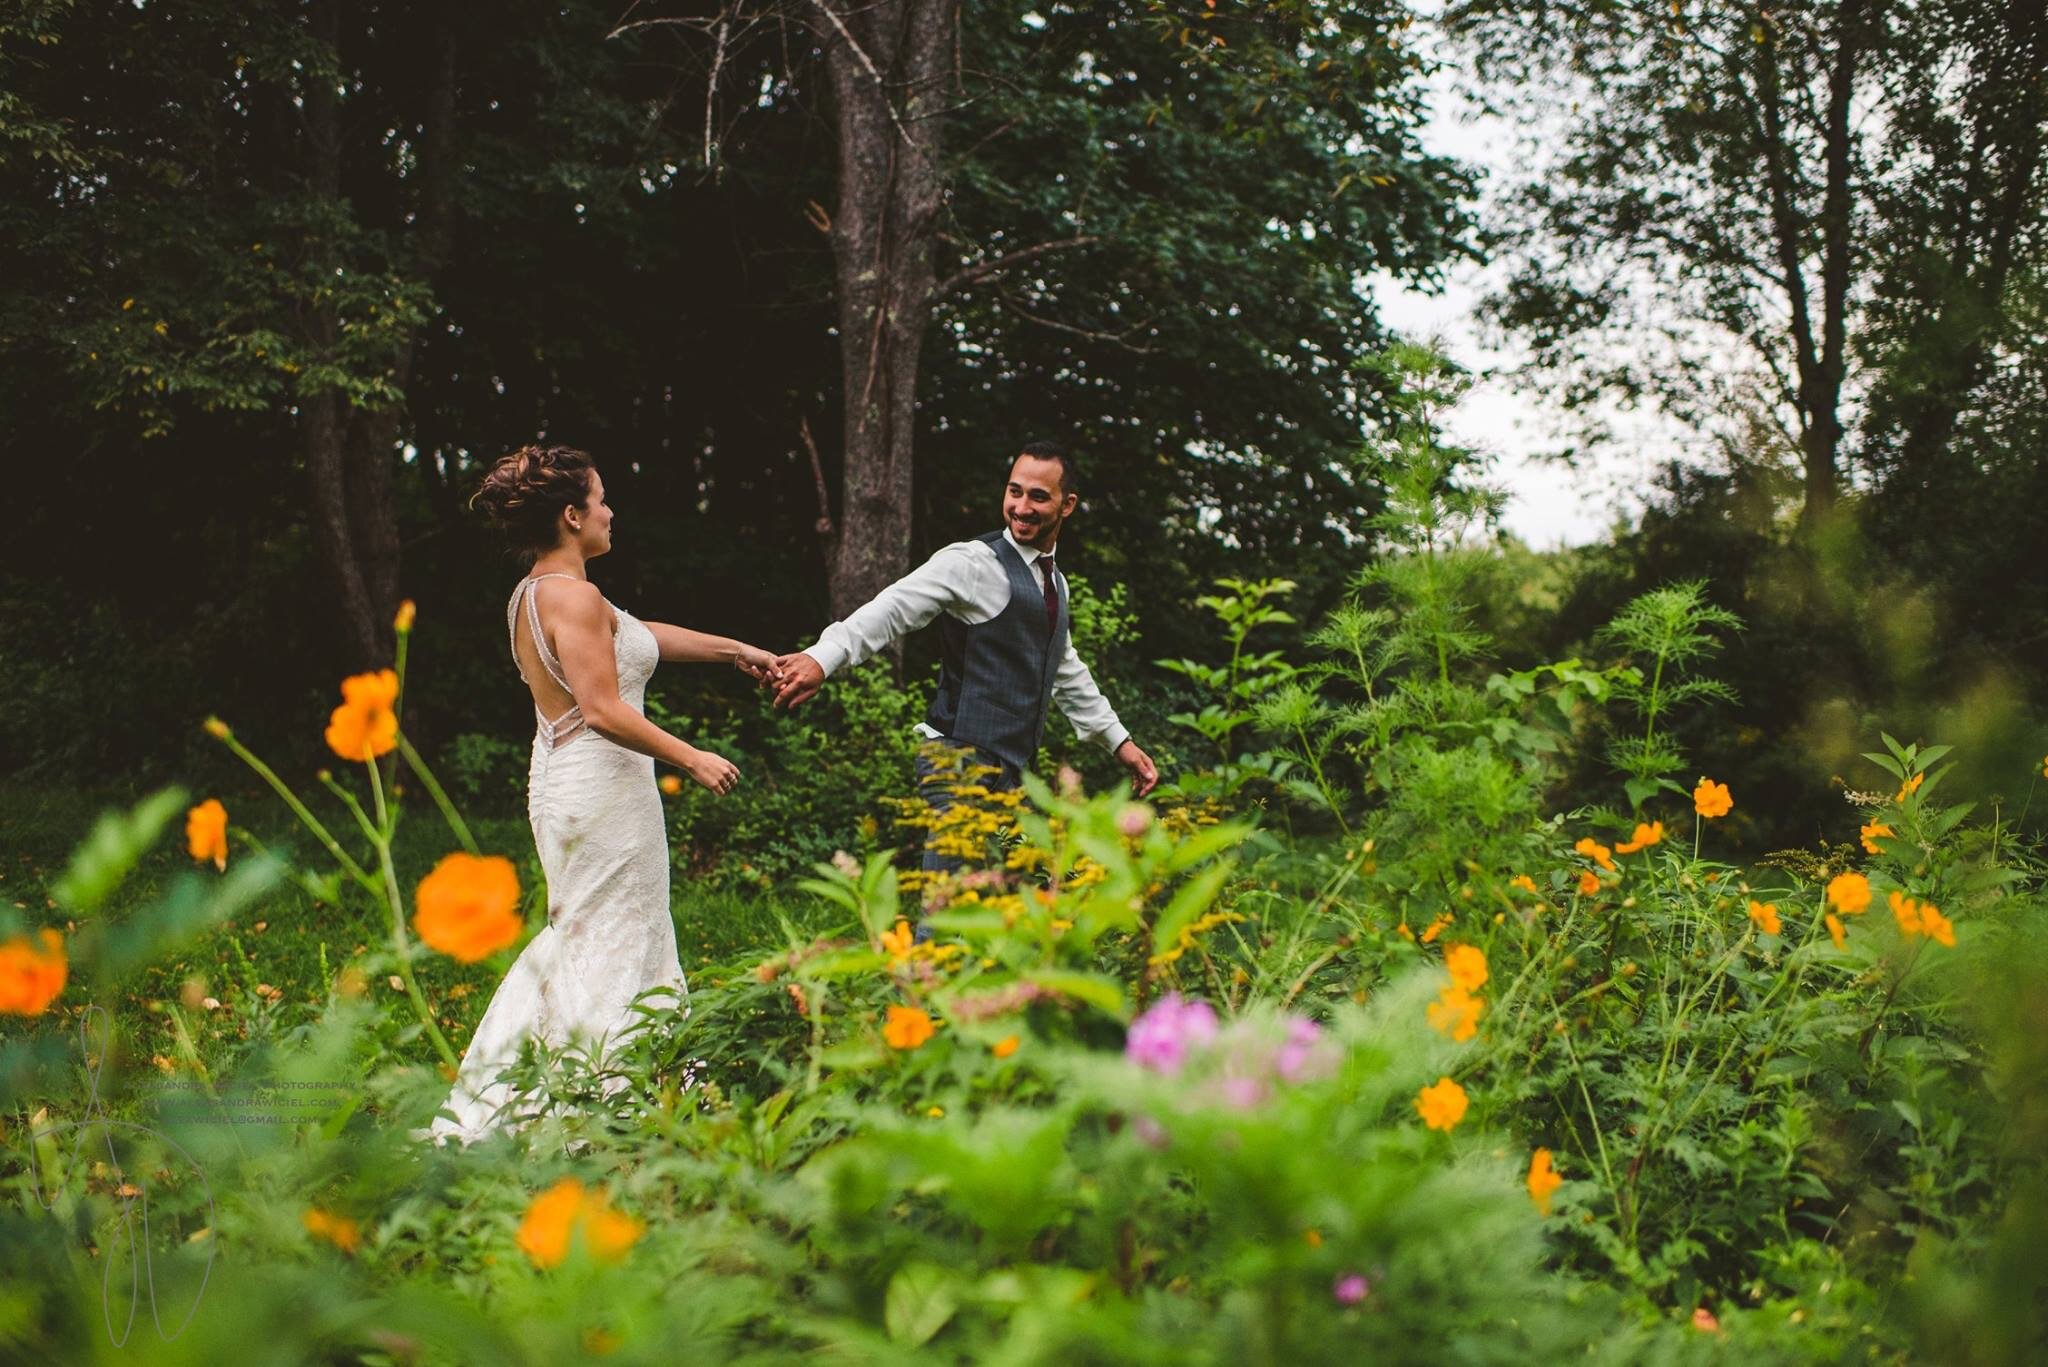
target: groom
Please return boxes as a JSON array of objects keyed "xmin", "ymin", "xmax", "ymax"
[{"xmin": 769, "ymin": 441, "xmax": 1158, "ymax": 874}]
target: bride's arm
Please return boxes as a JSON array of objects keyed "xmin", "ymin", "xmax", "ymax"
[
  {"xmin": 548, "ymin": 584, "xmax": 740, "ymax": 794},
  {"xmin": 641, "ymin": 622, "xmax": 775, "ymax": 679}
]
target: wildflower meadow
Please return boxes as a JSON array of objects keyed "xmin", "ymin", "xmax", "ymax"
[{"xmin": 6, "ymin": 362, "xmax": 2046, "ymax": 1363}]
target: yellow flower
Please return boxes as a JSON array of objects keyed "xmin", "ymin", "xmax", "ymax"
[
  {"xmin": 1577, "ymin": 869, "xmax": 1602, "ymax": 897},
  {"xmin": 1693, "ymin": 779, "xmax": 1732, "ymax": 819},
  {"xmin": 884, "ymin": 1004, "xmax": 936, "ymax": 1050},
  {"xmin": 1896, "ymin": 772, "xmax": 1924, "ymax": 802},
  {"xmin": 1527, "ymin": 1148, "xmax": 1562, "ymax": 1215},
  {"xmin": 1510, "ymin": 874, "xmax": 1538, "ymax": 893},
  {"xmin": 1860, "ymin": 822, "xmax": 1894, "ymax": 856},
  {"xmin": 412, "ymin": 853, "xmax": 523, "ymax": 963},
  {"xmin": 1825, "ymin": 871, "xmax": 1872, "ymax": 916},
  {"xmin": 1415, "ymin": 1076, "xmax": 1468, "ymax": 1132},
  {"xmin": 926, "ymin": 1105, "xmax": 945, "ymax": 1118},
  {"xmin": 1746, "ymin": 900, "xmax": 1781, "ymax": 937},
  {"xmin": 1825, "ymin": 913, "xmax": 1846, "ymax": 950},
  {"xmin": 393, "ymin": 599, "xmax": 417, "ymax": 633},
  {"xmin": 1615, "ymin": 821, "xmax": 1665, "ymax": 854},
  {"xmin": 1444, "ymin": 943, "xmax": 1488, "ymax": 992},
  {"xmin": 658, "ymin": 774, "xmax": 683, "ymax": 796},
  {"xmin": 302, "ymin": 1208, "xmax": 361, "ymax": 1254},
  {"xmin": 0, "ymin": 928, "xmax": 68, "ymax": 1016},
  {"xmin": 1419, "ymin": 912, "xmax": 1453, "ymax": 945},
  {"xmin": 879, "ymin": 919, "xmax": 915, "ymax": 961},
  {"xmin": 1574, "ymin": 837, "xmax": 1614, "ymax": 871},
  {"xmin": 992, "ymin": 1034, "xmax": 1020, "ymax": 1059},
  {"xmin": 186, "ymin": 798, "xmax": 228, "ymax": 871},
  {"xmin": 1427, "ymin": 984, "xmax": 1483, "ymax": 1043},
  {"xmin": 324, "ymin": 669, "xmax": 400, "ymax": 762},
  {"xmin": 2040, "ymin": 754, "xmax": 2048, "ymax": 779},
  {"xmin": 516, "ymin": 1178, "xmax": 644, "ymax": 1269}
]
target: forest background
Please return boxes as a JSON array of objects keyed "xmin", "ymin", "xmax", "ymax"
[{"xmin": 3, "ymin": 0, "xmax": 2045, "ymax": 859}]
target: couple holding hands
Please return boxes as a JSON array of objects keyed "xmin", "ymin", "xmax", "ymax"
[{"xmin": 419, "ymin": 440, "xmax": 1155, "ymax": 1145}]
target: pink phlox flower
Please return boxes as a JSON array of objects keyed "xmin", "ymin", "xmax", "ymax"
[
  {"xmin": 1334, "ymin": 1272, "xmax": 1370, "ymax": 1305},
  {"xmin": 1125, "ymin": 993, "xmax": 1219, "ymax": 1074}
]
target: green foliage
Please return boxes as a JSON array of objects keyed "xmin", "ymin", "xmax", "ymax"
[{"xmin": 1599, "ymin": 580, "xmax": 1743, "ymax": 810}]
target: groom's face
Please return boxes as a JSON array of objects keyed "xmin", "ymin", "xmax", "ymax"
[{"xmin": 1004, "ymin": 454, "xmax": 1076, "ymax": 552}]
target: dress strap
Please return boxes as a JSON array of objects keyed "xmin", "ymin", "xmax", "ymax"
[{"xmin": 506, "ymin": 575, "xmax": 585, "ymax": 693}]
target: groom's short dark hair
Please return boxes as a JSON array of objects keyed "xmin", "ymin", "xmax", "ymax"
[{"xmin": 1015, "ymin": 440, "xmax": 1077, "ymax": 495}]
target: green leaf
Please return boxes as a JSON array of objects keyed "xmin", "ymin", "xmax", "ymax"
[
  {"xmin": 1022, "ymin": 969, "xmax": 1126, "ymax": 1017},
  {"xmin": 885, "ymin": 1262, "xmax": 958, "ymax": 1346},
  {"xmin": 1150, "ymin": 860, "xmax": 1235, "ymax": 958},
  {"xmin": 51, "ymin": 786, "xmax": 188, "ymax": 916},
  {"xmin": 1859, "ymin": 751, "xmax": 1905, "ymax": 781}
]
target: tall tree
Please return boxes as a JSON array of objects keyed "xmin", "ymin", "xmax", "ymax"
[{"xmin": 1447, "ymin": 0, "xmax": 2047, "ymax": 530}]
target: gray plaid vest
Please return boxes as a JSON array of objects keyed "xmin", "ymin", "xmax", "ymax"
[{"xmin": 923, "ymin": 530, "xmax": 1069, "ymax": 772}]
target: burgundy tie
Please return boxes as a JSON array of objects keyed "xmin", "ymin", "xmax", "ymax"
[{"xmin": 1037, "ymin": 557, "xmax": 1059, "ymax": 633}]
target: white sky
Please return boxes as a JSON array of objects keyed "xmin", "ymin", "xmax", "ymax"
[{"xmin": 1368, "ymin": 39, "xmax": 1697, "ymax": 550}]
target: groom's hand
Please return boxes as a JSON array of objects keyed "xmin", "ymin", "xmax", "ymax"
[
  {"xmin": 770, "ymin": 652, "xmax": 825, "ymax": 710},
  {"xmin": 1115, "ymin": 740, "xmax": 1159, "ymax": 798}
]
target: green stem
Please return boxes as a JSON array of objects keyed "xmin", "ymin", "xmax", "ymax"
[
  {"xmin": 366, "ymin": 758, "xmax": 460, "ymax": 1073},
  {"xmin": 213, "ymin": 731, "xmax": 375, "ymax": 888},
  {"xmin": 398, "ymin": 734, "xmax": 479, "ymax": 855}
]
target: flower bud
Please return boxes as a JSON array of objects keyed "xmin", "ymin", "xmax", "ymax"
[
  {"xmin": 393, "ymin": 599, "xmax": 417, "ymax": 633},
  {"xmin": 203, "ymin": 717, "xmax": 231, "ymax": 740}
]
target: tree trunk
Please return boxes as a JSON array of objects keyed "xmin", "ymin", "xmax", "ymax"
[
  {"xmin": 814, "ymin": 0, "xmax": 959, "ymax": 620},
  {"xmin": 299, "ymin": 2, "xmax": 459, "ymax": 668}
]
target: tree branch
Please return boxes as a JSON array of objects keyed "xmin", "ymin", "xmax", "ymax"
[{"xmin": 934, "ymin": 234, "xmax": 1102, "ymax": 300}]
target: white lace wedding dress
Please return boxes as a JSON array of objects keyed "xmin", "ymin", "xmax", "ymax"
[{"xmin": 414, "ymin": 573, "xmax": 688, "ymax": 1147}]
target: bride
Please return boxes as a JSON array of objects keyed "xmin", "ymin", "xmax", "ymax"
[{"xmin": 416, "ymin": 444, "xmax": 773, "ymax": 1147}]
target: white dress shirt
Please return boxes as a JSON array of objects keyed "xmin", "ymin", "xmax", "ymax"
[{"xmin": 804, "ymin": 529, "xmax": 1131, "ymax": 754}]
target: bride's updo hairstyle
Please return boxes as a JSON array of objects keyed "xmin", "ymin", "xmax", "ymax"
[{"xmin": 469, "ymin": 444, "xmax": 596, "ymax": 563}]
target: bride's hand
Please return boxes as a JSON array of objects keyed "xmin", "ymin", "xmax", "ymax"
[
  {"xmin": 733, "ymin": 643, "xmax": 776, "ymax": 684},
  {"xmin": 681, "ymin": 748, "xmax": 740, "ymax": 797}
]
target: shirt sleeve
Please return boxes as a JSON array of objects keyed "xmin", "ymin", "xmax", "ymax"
[
  {"xmin": 805, "ymin": 542, "xmax": 1001, "ymax": 677},
  {"xmin": 1051, "ymin": 633, "xmax": 1130, "ymax": 754}
]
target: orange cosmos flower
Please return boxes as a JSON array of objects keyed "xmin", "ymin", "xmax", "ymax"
[
  {"xmin": 1527, "ymin": 1147, "xmax": 1562, "ymax": 1215},
  {"xmin": 1824, "ymin": 913, "xmax": 1846, "ymax": 950},
  {"xmin": 412, "ymin": 853, "xmax": 523, "ymax": 962},
  {"xmin": 1444, "ymin": 943, "xmax": 1488, "ymax": 992},
  {"xmin": 516, "ymin": 1178, "xmax": 644, "ymax": 1269},
  {"xmin": 1574, "ymin": 837, "xmax": 1614, "ymax": 871},
  {"xmin": 883, "ymin": 1004, "xmax": 937, "ymax": 1050},
  {"xmin": 1918, "ymin": 902, "xmax": 1955, "ymax": 947},
  {"xmin": 1415, "ymin": 1076, "xmax": 1468, "ymax": 1132},
  {"xmin": 1510, "ymin": 874, "xmax": 1538, "ymax": 894},
  {"xmin": 324, "ymin": 669, "xmax": 400, "ymax": 762},
  {"xmin": 1577, "ymin": 869, "xmax": 1602, "ymax": 897},
  {"xmin": 1860, "ymin": 822, "xmax": 1894, "ymax": 856},
  {"xmin": 879, "ymin": 919, "xmax": 915, "ymax": 961},
  {"xmin": 0, "ymin": 928, "xmax": 68, "ymax": 1016},
  {"xmin": 1420, "ymin": 912, "xmax": 1453, "ymax": 945},
  {"xmin": 1427, "ymin": 985, "xmax": 1483, "ymax": 1043},
  {"xmin": 302, "ymin": 1208, "xmax": 361, "ymax": 1254},
  {"xmin": 992, "ymin": 1034, "xmax": 1020, "ymax": 1059},
  {"xmin": 1896, "ymin": 772, "xmax": 1924, "ymax": 802},
  {"xmin": 1693, "ymin": 779, "xmax": 1732, "ymax": 819},
  {"xmin": 658, "ymin": 774, "xmax": 683, "ymax": 796},
  {"xmin": 186, "ymin": 798, "xmax": 228, "ymax": 871},
  {"xmin": 1825, "ymin": 871, "xmax": 1872, "ymax": 916},
  {"xmin": 1615, "ymin": 821, "xmax": 1665, "ymax": 854},
  {"xmin": 1745, "ymin": 900, "xmax": 1781, "ymax": 936}
]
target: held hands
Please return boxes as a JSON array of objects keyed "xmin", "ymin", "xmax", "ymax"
[
  {"xmin": 732, "ymin": 642, "xmax": 777, "ymax": 683},
  {"xmin": 767, "ymin": 652, "xmax": 825, "ymax": 710},
  {"xmin": 1116, "ymin": 739, "xmax": 1159, "ymax": 798}
]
